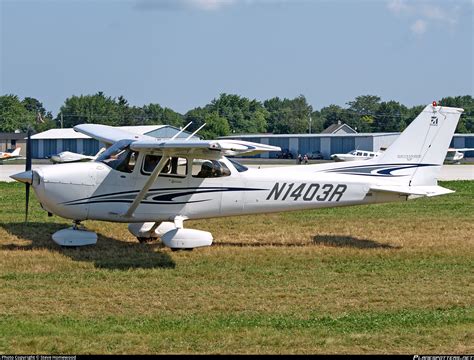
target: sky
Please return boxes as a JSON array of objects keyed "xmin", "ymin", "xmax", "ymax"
[{"xmin": 1, "ymin": 0, "xmax": 472, "ymax": 115}]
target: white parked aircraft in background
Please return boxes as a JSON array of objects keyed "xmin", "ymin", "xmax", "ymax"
[
  {"xmin": 0, "ymin": 147, "xmax": 22, "ymax": 162},
  {"xmin": 444, "ymin": 148, "xmax": 474, "ymax": 164},
  {"xmin": 331, "ymin": 149, "xmax": 382, "ymax": 162},
  {"xmin": 50, "ymin": 148, "xmax": 105, "ymax": 164},
  {"xmin": 11, "ymin": 103, "xmax": 463, "ymax": 250}
]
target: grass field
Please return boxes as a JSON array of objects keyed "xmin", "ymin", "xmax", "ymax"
[{"xmin": 0, "ymin": 181, "xmax": 473, "ymax": 354}]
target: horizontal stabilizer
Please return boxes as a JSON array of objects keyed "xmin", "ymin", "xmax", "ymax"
[{"xmin": 369, "ymin": 185, "xmax": 454, "ymax": 197}]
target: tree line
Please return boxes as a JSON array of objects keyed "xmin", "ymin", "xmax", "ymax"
[{"xmin": 1, "ymin": 92, "xmax": 473, "ymax": 138}]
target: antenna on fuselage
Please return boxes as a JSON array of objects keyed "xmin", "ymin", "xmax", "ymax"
[
  {"xmin": 185, "ymin": 123, "xmax": 206, "ymax": 141},
  {"xmin": 170, "ymin": 122, "xmax": 193, "ymax": 140}
]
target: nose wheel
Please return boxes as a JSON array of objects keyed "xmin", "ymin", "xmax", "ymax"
[{"xmin": 52, "ymin": 220, "xmax": 97, "ymax": 247}]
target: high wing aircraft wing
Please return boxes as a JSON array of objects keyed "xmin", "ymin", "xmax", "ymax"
[
  {"xmin": 74, "ymin": 124, "xmax": 156, "ymax": 145},
  {"xmin": 130, "ymin": 139, "xmax": 280, "ymax": 157},
  {"xmin": 74, "ymin": 123, "xmax": 281, "ymax": 157}
]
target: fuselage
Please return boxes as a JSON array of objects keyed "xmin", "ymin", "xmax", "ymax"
[{"xmin": 30, "ymin": 152, "xmax": 417, "ymax": 223}]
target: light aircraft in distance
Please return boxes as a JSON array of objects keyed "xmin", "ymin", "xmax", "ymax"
[
  {"xmin": 50, "ymin": 148, "xmax": 105, "ymax": 164},
  {"xmin": 11, "ymin": 103, "xmax": 463, "ymax": 249},
  {"xmin": 0, "ymin": 147, "xmax": 22, "ymax": 162},
  {"xmin": 331, "ymin": 149, "xmax": 382, "ymax": 162},
  {"xmin": 444, "ymin": 148, "xmax": 474, "ymax": 164}
]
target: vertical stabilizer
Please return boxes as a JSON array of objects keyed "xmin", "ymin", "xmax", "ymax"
[{"xmin": 374, "ymin": 104, "xmax": 463, "ymax": 185}]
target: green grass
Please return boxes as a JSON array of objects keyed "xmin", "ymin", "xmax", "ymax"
[{"xmin": 0, "ymin": 181, "xmax": 473, "ymax": 354}]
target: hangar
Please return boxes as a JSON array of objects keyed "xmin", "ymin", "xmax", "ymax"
[
  {"xmin": 219, "ymin": 132, "xmax": 399, "ymax": 159},
  {"xmin": 29, "ymin": 125, "xmax": 198, "ymax": 159}
]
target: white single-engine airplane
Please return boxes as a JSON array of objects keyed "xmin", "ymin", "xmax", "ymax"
[
  {"xmin": 11, "ymin": 103, "xmax": 463, "ymax": 249},
  {"xmin": 50, "ymin": 148, "xmax": 105, "ymax": 164},
  {"xmin": 331, "ymin": 149, "xmax": 382, "ymax": 162},
  {"xmin": 444, "ymin": 148, "xmax": 474, "ymax": 164},
  {"xmin": 0, "ymin": 147, "xmax": 22, "ymax": 161}
]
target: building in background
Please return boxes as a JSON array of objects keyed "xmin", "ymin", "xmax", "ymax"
[
  {"xmin": 30, "ymin": 125, "xmax": 198, "ymax": 159},
  {"xmin": 220, "ymin": 133, "xmax": 399, "ymax": 159},
  {"xmin": 0, "ymin": 132, "xmax": 27, "ymax": 156},
  {"xmin": 220, "ymin": 133, "xmax": 474, "ymax": 159},
  {"xmin": 451, "ymin": 134, "xmax": 474, "ymax": 157},
  {"xmin": 320, "ymin": 122, "xmax": 357, "ymax": 135}
]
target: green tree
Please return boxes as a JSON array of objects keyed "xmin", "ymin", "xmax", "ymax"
[
  {"xmin": 0, "ymin": 95, "xmax": 36, "ymax": 132},
  {"xmin": 346, "ymin": 95, "xmax": 381, "ymax": 132},
  {"xmin": 309, "ymin": 110, "xmax": 324, "ymax": 133},
  {"xmin": 58, "ymin": 92, "xmax": 123, "ymax": 127},
  {"xmin": 264, "ymin": 95, "xmax": 312, "ymax": 134},
  {"xmin": 200, "ymin": 112, "xmax": 231, "ymax": 139},
  {"xmin": 373, "ymin": 101, "xmax": 408, "ymax": 132},
  {"xmin": 320, "ymin": 104, "xmax": 348, "ymax": 129},
  {"xmin": 438, "ymin": 95, "xmax": 474, "ymax": 133},
  {"xmin": 184, "ymin": 107, "xmax": 230, "ymax": 139},
  {"xmin": 208, "ymin": 94, "xmax": 267, "ymax": 134}
]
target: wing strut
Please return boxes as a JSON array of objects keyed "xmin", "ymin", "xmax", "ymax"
[
  {"xmin": 186, "ymin": 123, "xmax": 206, "ymax": 140},
  {"xmin": 170, "ymin": 122, "xmax": 192, "ymax": 140},
  {"xmin": 122, "ymin": 154, "xmax": 169, "ymax": 218}
]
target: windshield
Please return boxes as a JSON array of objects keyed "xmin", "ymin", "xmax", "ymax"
[
  {"xmin": 228, "ymin": 158, "xmax": 248, "ymax": 172},
  {"xmin": 97, "ymin": 139, "xmax": 136, "ymax": 172}
]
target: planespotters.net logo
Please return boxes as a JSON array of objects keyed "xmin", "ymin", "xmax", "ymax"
[{"xmin": 413, "ymin": 356, "xmax": 474, "ymax": 360}]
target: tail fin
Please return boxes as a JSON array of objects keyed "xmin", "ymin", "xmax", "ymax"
[
  {"xmin": 374, "ymin": 104, "xmax": 463, "ymax": 186},
  {"xmin": 11, "ymin": 147, "xmax": 21, "ymax": 156}
]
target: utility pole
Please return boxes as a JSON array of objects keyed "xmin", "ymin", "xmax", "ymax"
[
  {"xmin": 60, "ymin": 112, "xmax": 63, "ymax": 128},
  {"xmin": 309, "ymin": 115, "xmax": 312, "ymax": 134}
]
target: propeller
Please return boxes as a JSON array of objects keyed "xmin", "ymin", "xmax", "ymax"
[{"xmin": 25, "ymin": 129, "xmax": 32, "ymax": 222}]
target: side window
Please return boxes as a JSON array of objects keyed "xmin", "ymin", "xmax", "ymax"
[
  {"xmin": 142, "ymin": 155, "xmax": 187, "ymax": 177},
  {"xmin": 192, "ymin": 159, "xmax": 231, "ymax": 178},
  {"xmin": 143, "ymin": 154, "xmax": 162, "ymax": 174},
  {"xmin": 356, "ymin": 152, "xmax": 362, "ymax": 156},
  {"xmin": 370, "ymin": 153, "xmax": 375, "ymax": 157},
  {"xmin": 161, "ymin": 157, "xmax": 187, "ymax": 177}
]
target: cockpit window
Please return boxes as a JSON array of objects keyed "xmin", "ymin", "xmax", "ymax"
[
  {"xmin": 192, "ymin": 159, "xmax": 231, "ymax": 178},
  {"xmin": 228, "ymin": 158, "xmax": 248, "ymax": 173},
  {"xmin": 97, "ymin": 139, "xmax": 137, "ymax": 173}
]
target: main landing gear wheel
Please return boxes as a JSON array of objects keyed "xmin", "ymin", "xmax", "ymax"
[
  {"xmin": 136, "ymin": 237, "xmax": 156, "ymax": 243},
  {"xmin": 170, "ymin": 248, "xmax": 194, "ymax": 252}
]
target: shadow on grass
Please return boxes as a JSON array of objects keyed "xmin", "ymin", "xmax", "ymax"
[
  {"xmin": 0, "ymin": 222, "xmax": 175, "ymax": 270},
  {"xmin": 214, "ymin": 241, "xmax": 309, "ymax": 248},
  {"xmin": 215, "ymin": 235, "xmax": 401, "ymax": 249},
  {"xmin": 312, "ymin": 235, "xmax": 402, "ymax": 249}
]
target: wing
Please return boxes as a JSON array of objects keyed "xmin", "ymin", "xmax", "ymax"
[
  {"xmin": 74, "ymin": 124, "xmax": 156, "ymax": 145},
  {"xmin": 130, "ymin": 139, "xmax": 280, "ymax": 157},
  {"xmin": 74, "ymin": 124, "xmax": 280, "ymax": 157}
]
